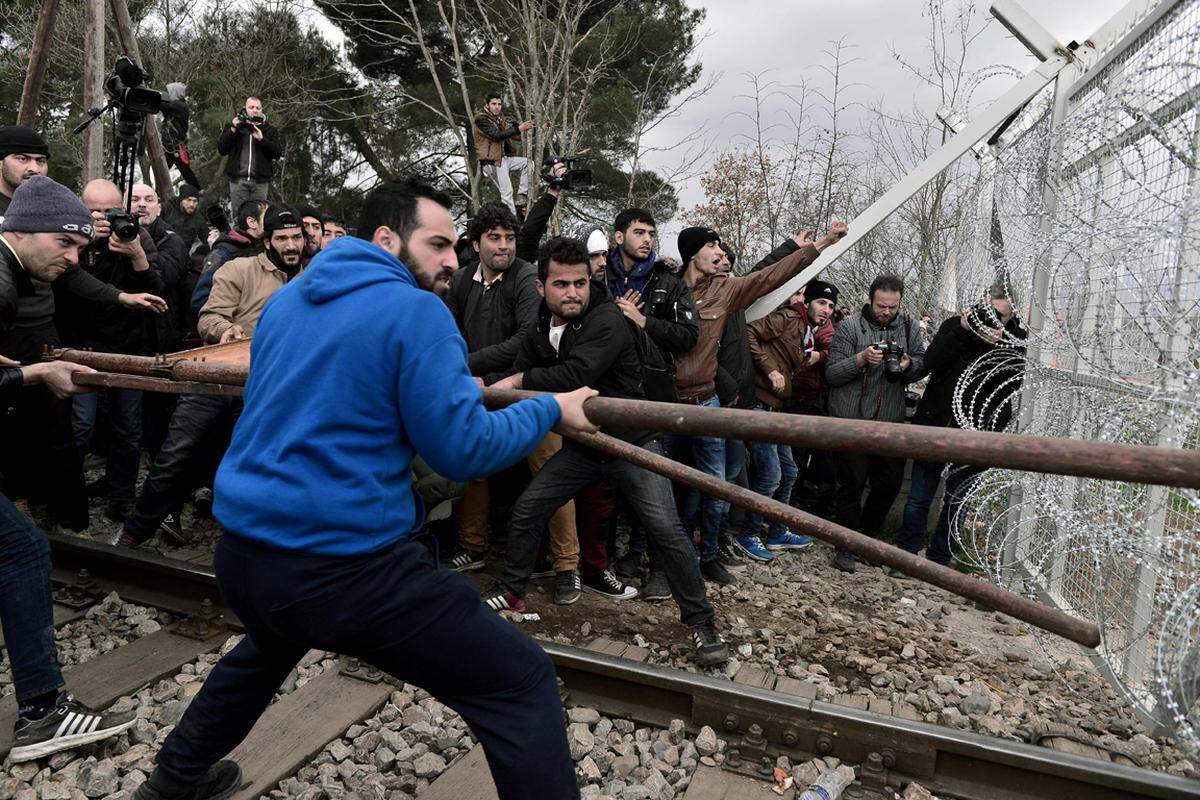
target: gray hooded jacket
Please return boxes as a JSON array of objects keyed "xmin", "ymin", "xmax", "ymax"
[{"xmin": 825, "ymin": 305, "xmax": 926, "ymax": 422}]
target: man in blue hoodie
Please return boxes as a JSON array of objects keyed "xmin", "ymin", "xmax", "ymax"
[{"xmin": 135, "ymin": 181, "xmax": 596, "ymax": 800}]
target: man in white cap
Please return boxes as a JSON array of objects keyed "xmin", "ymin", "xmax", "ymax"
[{"xmin": 586, "ymin": 229, "xmax": 608, "ymax": 278}]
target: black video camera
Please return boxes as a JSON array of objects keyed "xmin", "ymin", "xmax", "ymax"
[
  {"xmin": 542, "ymin": 156, "xmax": 593, "ymax": 191},
  {"xmin": 235, "ymin": 108, "xmax": 266, "ymax": 133},
  {"xmin": 104, "ymin": 207, "xmax": 140, "ymax": 243},
  {"xmin": 873, "ymin": 340, "xmax": 906, "ymax": 380},
  {"xmin": 104, "ymin": 55, "xmax": 162, "ymax": 117}
]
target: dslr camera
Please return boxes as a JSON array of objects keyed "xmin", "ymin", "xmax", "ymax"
[
  {"xmin": 872, "ymin": 340, "xmax": 906, "ymax": 380},
  {"xmin": 104, "ymin": 208, "xmax": 140, "ymax": 243},
  {"xmin": 542, "ymin": 156, "xmax": 593, "ymax": 191},
  {"xmin": 235, "ymin": 108, "xmax": 266, "ymax": 133}
]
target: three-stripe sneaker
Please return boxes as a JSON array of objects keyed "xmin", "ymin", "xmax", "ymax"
[
  {"xmin": 690, "ymin": 623, "xmax": 729, "ymax": 668},
  {"xmin": 444, "ymin": 548, "xmax": 486, "ymax": 573},
  {"xmin": 482, "ymin": 588, "xmax": 525, "ymax": 613},
  {"xmin": 10, "ymin": 694, "xmax": 136, "ymax": 762}
]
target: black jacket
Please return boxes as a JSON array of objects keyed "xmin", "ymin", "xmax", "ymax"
[
  {"xmin": 147, "ymin": 217, "xmax": 190, "ymax": 351},
  {"xmin": 54, "ymin": 229, "xmax": 164, "ymax": 355},
  {"xmin": 603, "ymin": 259, "xmax": 697, "ymax": 359},
  {"xmin": 509, "ymin": 281, "xmax": 650, "ymax": 442},
  {"xmin": 216, "ymin": 122, "xmax": 283, "ymax": 181},
  {"xmin": 163, "ymin": 201, "xmax": 210, "ymax": 253},
  {"xmin": 446, "ymin": 258, "xmax": 540, "ymax": 380},
  {"xmin": 454, "ymin": 192, "xmax": 557, "ymax": 273},
  {"xmin": 910, "ymin": 313, "xmax": 1027, "ymax": 431}
]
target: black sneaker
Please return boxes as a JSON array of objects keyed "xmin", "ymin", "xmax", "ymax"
[
  {"xmin": 582, "ymin": 570, "xmax": 638, "ymax": 601},
  {"xmin": 717, "ymin": 539, "xmax": 747, "ymax": 571},
  {"xmin": 482, "ymin": 588, "xmax": 525, "ymax": 613},
  {"xmin": 642, "ymin": 571, "xmax": 671, "ymax": 602},
  {"xmin": 530, "ymin": 559, "xmax": 555, "ymax": 579},
  {"xmin": 613, "ymin": 550, "xmax": 644, "ymax": 579},
  {"xmin": 159, "ymin": 512, "xmax": 188, "ymax": 545},
  {"xmin": 832, "ymin": 549, "xmax": 857, "ymax": 573},
  {"xmin": 554, "ymin": 570, "xmax": 582, "ymax": 605},
  {"xmin": 444, "ymin": 548, "xmax": 485, "ymax": 573},
  {"xmin": 192, "ymin": 487, "xmax": 214, "ymax": 519},
  {"xmin": 104, "ymin": 499, "xmax": 132, "ymax": 523},
  {"xmin": 700, "ymin": 558, "xmax": 737, "ymax": 586},
  {"xmin": 691, "ymin": 623, "xmax": 729, "ymax": 668},
  {"xmin": 9, "ymin": 693, "xmax": 136, "ymax": 762},
  {"xmin": 134, "ymin": 760, "xmax": 243, "ymax": 800}
]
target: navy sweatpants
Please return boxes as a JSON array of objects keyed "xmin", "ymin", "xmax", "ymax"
[{"xmin": 150, "ymin": 533, "xmax": 578, "ymax": 800}]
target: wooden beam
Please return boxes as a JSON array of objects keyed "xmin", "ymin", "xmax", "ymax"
[
  {"xmin": 16, "ymin": 0, "xmax": 61, "ymax": 127},
  {"xmin": 81, "ymin": 0, "xmax": 106, "ymax": 183},
  {"xmin": 109, "ymin": 0, "xmax": 175, "ymax": 201}
]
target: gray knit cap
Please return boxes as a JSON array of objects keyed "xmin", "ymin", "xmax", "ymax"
[{"xmin": 0, "ymin": 175, "xmax": 94, "ymax": 237}]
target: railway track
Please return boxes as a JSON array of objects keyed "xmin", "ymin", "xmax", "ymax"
[{"xmin": 4, "ymin": 533, "xmax": 1189, "ymax": 799}]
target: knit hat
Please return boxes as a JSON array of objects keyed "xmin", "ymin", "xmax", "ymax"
[
  {"xmin": 0, "ymin": 126, "xmax": 50, "ymax": 160},
  {"xmin": 261, "ymin": 204, "xmax": 301, "ymax": 235},
  {"xmin": 294, "ymin": 203, "xmax": 325, "ymax": 228},
  {"xmin": 177, "ymin": 184, "xmax": 200, "ymax": 200},
  {"xmin": 586, "ymin": 229, "xmax": 608, "ymax": 254},
  {"xmin": 803, "ymin": 279, "xmax": 839, "ymax": 305},
  {"xmin": 0, "ymin": 175, "xmax": 93, "ymax": 237},
  {"xmin": 677, "ymin": 226, "xmax": 720, "ymax": 268}
]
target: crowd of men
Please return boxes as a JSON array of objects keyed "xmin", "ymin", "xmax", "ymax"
[{"xmin": 0, "ymin": 94, "xmax": 1027, "ymax": 792}]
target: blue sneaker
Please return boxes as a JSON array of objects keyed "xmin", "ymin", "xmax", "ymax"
[
  {"xmin": 735, "ymin": 535, "xmax": 774, "ymax": 563},
  {"xmin": 764, "ymin": 531, "xmax": 813, "ymax": 551}
]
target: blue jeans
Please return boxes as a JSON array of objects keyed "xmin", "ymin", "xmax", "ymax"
[
  {"xmin": 723, "ymin": 440, "xmax": 748, "ymax": 531},
  {"xmin": 125, "ymin": 394, "xmax": 241, "ymax": 543},
  {"xmin": 72, "ymin": 388, "xmax": 143, "ymax": 502},
  {"xmin": 742, "ymin": 441, "xmax": 798, "ymax": 539},
  {"xmin": 0, "ymin": 493, "xmax": 64, "ymax": 703},
  {"xmin": 664, "ymin": 396, "xmax": 726, "ymax": 563},
  {"xmin": 503, "ymin": 439, "xmax": 713, "ymax": 627},
  {"xmin": 898, "ymin": 460, "xmax": 980, "ymax": 566},
  {"xmin": 150, "ymin": 533, "xmax": 578, "ymax": 800}
]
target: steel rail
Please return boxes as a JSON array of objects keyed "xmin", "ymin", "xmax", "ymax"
[
  {"xmin": 50, "ymin": 350, "xmax": 1200, "ymax": 490},
  {"xmin": 43, "ymin": 534, "xmax": 1197, "ymax": 800}
]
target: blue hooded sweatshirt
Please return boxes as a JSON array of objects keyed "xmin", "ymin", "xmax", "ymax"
[{"xmin": 213, "ymin": 236, "xmax": 561, "ymax": 555}]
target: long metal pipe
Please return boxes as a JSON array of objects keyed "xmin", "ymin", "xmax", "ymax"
[
  {"xmin": 560, "ymin": 426, "xmax": 1101, "ymax": 649},
  {"xmin": 52, "ymin": 349, "xmax": 1200, "ymax": 490}
]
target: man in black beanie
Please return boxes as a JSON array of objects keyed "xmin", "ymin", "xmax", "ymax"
[
  {"xmin": 163, "ymin": 183, "xmax": 210, "ymax": 254},
  {"xmin": 0, "ymin": 126, "xmax": 51, "ymax": 217}
]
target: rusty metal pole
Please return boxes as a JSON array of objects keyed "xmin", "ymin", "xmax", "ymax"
[
  {"xmin": 109, "ymin": 0, "xmax": 174, "ymax": 201},
  {"xmin": 17, "ymin": 0, "xmax": 61, "ymax": 127},
  {"xmin": 81, "ymin": 0, "xmax": 106, "ymax": 183},
  {"xmin": 565, "ymin": 427, "xmax": 1102, "ymax": 649},
  {"xmin": 49, "ymin": 350, "xmax": 1200, "ymax": 490}
]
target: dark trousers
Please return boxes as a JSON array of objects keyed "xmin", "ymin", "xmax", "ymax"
[
  {"xmin": 125, "ymin": 394, "xmax": 240, "ymax": 542},
  {"xmin": 0, "ymin": 493, "xmax": 64, "ymax": 703},
  {"xmin": 150, "ymin": 534, "xmax": 577, "ymax": 800},
  {"xmin": 72, "ymin": 388, "xmax": 143, "ymax": 503},
  {"xmin": 833, "ymin": 452, "xmax": 905, "ymax": 538},
  {"xmin": 898, "ymin": 461, "xmax": 981, "ymax": 566},
  {"xmin": 502, "ymin": 439, "xmax": 713, "ymax": 627}
]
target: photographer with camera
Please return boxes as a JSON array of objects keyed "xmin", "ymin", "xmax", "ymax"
[
  {"xmin": 824, "ymin": 274, "xmax": 925, "ymax": 573},
  {"xmin": 897, "ymin": 286, "xmax": 1026, "ymax": 570},
  {"xmin": 217, "ymin": 97, "xmax": 282, "ymax": 212},
  {"xmin": 59, "ymin": 179, "xmax": 167, "ymax": 521},
  {"xmin": 474, "ymin": 93, "xmax": 532, "ymax": 215}
]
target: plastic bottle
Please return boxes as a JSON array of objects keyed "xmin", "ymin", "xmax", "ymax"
[{"xmin": 797, "ymin": 769, "xmax": 851, "ymax": 800}]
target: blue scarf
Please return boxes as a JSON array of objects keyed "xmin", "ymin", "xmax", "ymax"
[{"xmin": 608, "ymin": 247, "xmax": 657, "ymax": 297}]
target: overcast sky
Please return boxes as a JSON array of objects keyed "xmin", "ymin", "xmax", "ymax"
[
  {"xmin": 637, "ymin": 0, "xmax": 1130, "ymax": 255},
  {"xmin": 297, "ymin": 0, "xmax": 1131, "ymax": 255}
]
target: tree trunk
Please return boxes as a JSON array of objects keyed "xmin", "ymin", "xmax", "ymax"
[
  {"xmin": 17, "ymin": 0, "xmax": 60, "ymax": 127},
  {"xmin": 81, "ymin": 0, "xmax": 105, "ymax": 183}
]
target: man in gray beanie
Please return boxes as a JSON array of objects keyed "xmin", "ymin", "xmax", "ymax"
[
  {"xmin": 1, "ymin": 175, "xmax": 165, "ymax": 534},
  {"xmin": 0, "ymin": 125, "xmax": 51, "ymax": 217},
  {"xmin": 0, "ymin": 175, "xmax": 139, "ymax": 762}
]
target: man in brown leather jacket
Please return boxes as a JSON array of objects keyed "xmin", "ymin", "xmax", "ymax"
[{"xmin": 473, "ymin": 93, "xmax": 533, "ymax": 215}]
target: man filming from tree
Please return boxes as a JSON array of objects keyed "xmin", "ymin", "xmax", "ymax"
[
  {"xmin": 474, "ymin": 92, "xmax": 532, "ymax": 216},
  {"xmin": 216, "ymin": 96, "xmax": 282, "ymax": 213}
]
